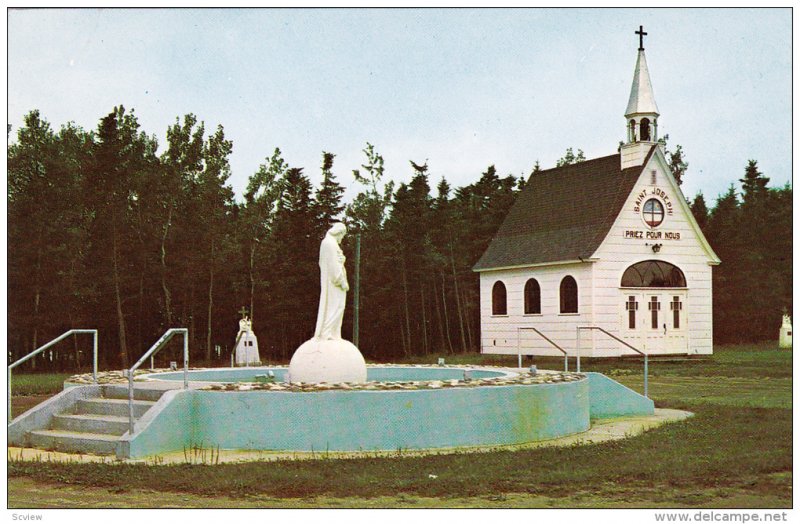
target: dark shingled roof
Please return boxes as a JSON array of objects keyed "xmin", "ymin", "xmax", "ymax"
[{"xmin": 473, "ymin": 149, "xmax": 654, "ymax": 271}]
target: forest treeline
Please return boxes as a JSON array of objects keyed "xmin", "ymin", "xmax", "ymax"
[{"xmin": 7, "ymin": 108, "xmax": 792, "ymax": 371}]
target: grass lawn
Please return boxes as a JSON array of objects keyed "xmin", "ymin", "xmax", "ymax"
[{"xmin": 7, "ymin": 343, "xmax": 792, "ymax": 508}]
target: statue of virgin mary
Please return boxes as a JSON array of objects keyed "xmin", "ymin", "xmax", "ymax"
[{"xmin": 314, "ymin": 222, "xmax": 348, "ymax": 340}]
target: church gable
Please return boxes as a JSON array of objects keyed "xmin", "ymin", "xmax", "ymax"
[
  {"xmin": 473, "ymin": 152, "xmax": 650, "ymax": 272},
  {"xmin": 591, "ymin": 147, "xmax": 720, "ymax": 264}
]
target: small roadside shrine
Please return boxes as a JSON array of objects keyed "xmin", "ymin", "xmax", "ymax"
[{"xmin": 234, "ymin": 307, "xmax": 261, "ymax": 366}]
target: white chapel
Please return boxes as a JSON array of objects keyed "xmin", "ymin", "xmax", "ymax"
[{"xmin": 473, "ymin": 28, "xmax": 721, "ymax": 358}]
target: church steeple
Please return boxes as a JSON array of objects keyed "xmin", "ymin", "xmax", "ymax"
[{"xmin": 621, "ymin": 26, "xmax": 661, "ymax": 169}]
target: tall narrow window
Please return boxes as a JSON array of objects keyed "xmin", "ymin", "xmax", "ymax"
[
  {"xmin": 625, "ymin": 296, "xmax": 638, "ymax": 329},
  {"xmin": 524, "ymin": 279, "xmax": 541, "ymax": 314},
  {"xmin": 670, "ymin": 296, "xmax": 682, "ymax": 329},
  {"xmin": 649, "ymin": 296, "xmax": 660, "ymax": 329},
  {"xmin": 492, "ymin": 281, "xmax": 507, "ymax": 316},
  {"xmin": 560, "ymin": 276, "xmax": 578, "ymax": 314}
]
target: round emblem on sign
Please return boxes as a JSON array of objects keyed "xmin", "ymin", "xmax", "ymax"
[{"xmin": 642, "ymin": 198, "xmax": 665, "ymax": 227}]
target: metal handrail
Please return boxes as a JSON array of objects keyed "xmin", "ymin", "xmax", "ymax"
[
  {"xmin": 516, "ymin": 327, "xmax": 569, "ymax": 372},
  {"xmin": 8, "ymin": 329, "xmax": 98, "ymax": 422},
  {"xmin": 128, "ymin": 328, "xmax": 188, "ymax": 435},
  {"xmin": 576, "ymin": 326, "xmax": 648, "ymax": 398}
]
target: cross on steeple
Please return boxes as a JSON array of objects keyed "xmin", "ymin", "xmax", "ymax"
[
  {"xmin": 636, "ymin": 25, "xmax": 647, "ymax": 51},
  {"xmin": 238, "ymin": 306, "xmax": 249, "ymax": 319}
]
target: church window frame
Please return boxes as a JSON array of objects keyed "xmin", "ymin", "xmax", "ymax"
[
  {"xmin": 559, "ymin": 276, "xmax": 579, "ymax": 314},
  {"xmin": 625, "ymin": 295, "xmax": 638, "ymax": 329},
  {"xmin": 621, "ymin": 260, "xmax": 687, "ymax": 288},
  {"xmin": 524, "ymin": 278, "xmax": 542, "ymax": 315},
  {"xmin": 648, "ymin": 296, "xmax": 660, "ymax": 329},
  {"xmin": 642, "ymin": 198, "xmax": 665, "ymax": 227},
  {"xmin": 491, "ymin": 280, "xmax": 508, "ymax": 316},
  {"xmin": 670, "ymin": 296, "xmax": 683, "ymax": 329}
]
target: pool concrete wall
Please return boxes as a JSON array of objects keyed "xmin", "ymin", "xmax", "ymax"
[
  {"xmin": 586, "ymin": 372, "xmax": 654, "ymax": 419},
  {"xmin": 124, "ymin": 379, "xmax": 590, "ymax": 458}
]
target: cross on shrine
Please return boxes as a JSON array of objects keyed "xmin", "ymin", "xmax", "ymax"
[
  {"xmin": 238, "ymin": 306, "xmax": 249, "ymax": 319},
  {"xmin": 636, "ymin": 25, "xmax": 647, "ymax": 51}
]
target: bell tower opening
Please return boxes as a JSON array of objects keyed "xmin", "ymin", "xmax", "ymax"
[{"xmin": 640, "ymin": 117, "xmax": 651, "ymax": 141}]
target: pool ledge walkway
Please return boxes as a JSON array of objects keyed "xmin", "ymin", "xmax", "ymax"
[{"xmin": 8, "ymin": 408, "xmax": 692, "ymax": 464}]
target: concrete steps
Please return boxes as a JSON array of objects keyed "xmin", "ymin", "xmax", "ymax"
[
  {"xmin": 51, "ymin": 413, "xmax": 130, "ymax": 435},
  {"xmin": 27, "ymin": 429, "xmax": 121, "ymax": 455},
  {"xmin": 21, "ymin": 386, "xmax": 166, "ymax": 455},
  {"xmin": 75, "ymin": 398, "xmax": 155, "ymax": 418}
]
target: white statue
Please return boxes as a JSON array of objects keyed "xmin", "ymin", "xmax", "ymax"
[
  {"xmin": 287, "ymin": 222, "xmax": 367, "ymax": 384},
  {"xmin": 779, "ymin": 313, "xmax": 792, "ymax": 349},
  {"xmin": 234, "ymin": 313, "xmax": 260, "ymax": 366},
  {"xmin": 315, "ymin": 222, "xmax": 349, "ymax": 340}
]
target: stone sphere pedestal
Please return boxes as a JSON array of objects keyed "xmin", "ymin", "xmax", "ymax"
[{"xmin": 287, "ymin": 338, "xmax": 367, "ymax": 384}]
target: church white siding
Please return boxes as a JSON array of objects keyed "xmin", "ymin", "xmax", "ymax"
[{"xmin": 479, "ymin": 262, "xmax": 595, "ymax": 358}]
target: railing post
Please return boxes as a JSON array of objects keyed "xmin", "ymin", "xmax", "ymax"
[
  {"xmin": 92, "ymin": 331, "xmax": 99, "ymax": 384},
  {"xmin": 128, "ymin": 371, "xmax": 135, "ymax": 435},
  {"xmin": 644, "ymin": 353, "xmax": 649, "ymax": 398},
  {"xmin": 183, "ymin": 330, "xmax": 189, "ymax": 390},
  {"xmin": 8, "ymin": 368, "xmax": 12, "ymax": 422},
  {"xmin": 9, "ymin": 329, "xmax": 98, "ymax": 423},
  {"xmin": 517, "ymin": 328, "xmax": 522, "ymax": 369},
  {"xmin": 564, "ymin": 354, "xmax": 568, "ymax": 372},
  {"xmin": 576, "ymin": 327, "xmax": 581, "ymax": 373}
]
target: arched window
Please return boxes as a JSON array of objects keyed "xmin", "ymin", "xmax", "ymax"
[
  {"xmin": 492, "ymin": 281, "xmax": 507, "ymax": 315},
  {"xmin": 560, "ymin": 276, "xmax": 578, "ymax": 314},
  {"xmin": 524, "ymin": 279, "xmax": 541, "ymax": 315},
  {"xmin": 640, "ymin": 118, "xmax": 651, "ymax": 141},
  {"xmin": 621, "ymin": 260, "xmax": 687, "ymax": 288},
  {"xmin": 629, "ymin": 119, "xmax": 637, "ymax": 141}
]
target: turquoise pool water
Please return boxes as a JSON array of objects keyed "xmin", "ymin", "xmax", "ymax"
[{"xmin": 141, "ymin": 366, "xmax": 510, "ymax": 383}]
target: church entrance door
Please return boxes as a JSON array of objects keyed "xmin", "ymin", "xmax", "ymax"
[{"xmin": 621, "ymin": 291, "xmax": 687, "ymax": 355}]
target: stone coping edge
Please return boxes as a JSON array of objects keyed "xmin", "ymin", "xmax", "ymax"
[{"xmin": 66, "ymin": 365, "xmax": 585, "ymax": 392}]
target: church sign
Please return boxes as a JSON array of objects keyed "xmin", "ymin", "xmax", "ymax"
[
  {"xmin": 632, "ymin": 187, "xmax": 674, "ymax": 215},
  {"xmin": 623, "ymin": 229, "xmax": 681, "ymax": 240},
  {"xmin": 625, "ymin": 186, "xmax": 681, "ymax": 240}
]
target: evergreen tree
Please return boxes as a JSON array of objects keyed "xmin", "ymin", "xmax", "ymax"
[
  {"xmin": 313, "ymin": 151, "xmax": 345, "ymax": 235},
  {"xmin": 270, "ymin": 167, "xmax": 319, "ymax": 355},
  {"xmin": 740, "ymin": 159, "xmax": 770, "ymax": 203},
  {"xmin": 690, "ymin": 192, "xmax": 709, "ymax": 230},
  {"xmin": 86, "ymin": 106, "xmax": 158, "ymax": 367}
]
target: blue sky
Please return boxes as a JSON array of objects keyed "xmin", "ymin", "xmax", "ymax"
[{"xmin": 7, "ymin": 8, "xmax": 792, "ymax": 205}]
